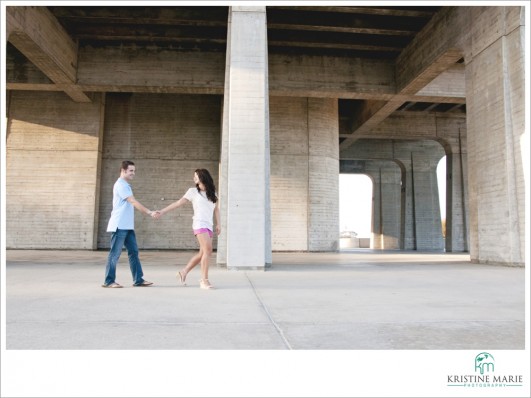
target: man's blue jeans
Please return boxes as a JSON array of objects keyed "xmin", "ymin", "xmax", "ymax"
[{"xmin": 104, "ymin": 229, "xmax": 145, "ymax": 286}]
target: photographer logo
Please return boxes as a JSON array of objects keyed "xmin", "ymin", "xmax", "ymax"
[
  {"xmin": 447, "ymin": 352, "xmax": 524, "ymax": 389},
  {"xmin": 475, "ymin": 352, "xmax": 494, "ymax": 375}
]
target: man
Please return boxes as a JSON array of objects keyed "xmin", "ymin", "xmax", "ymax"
[{"xmin": 102, "ymin": 160, "xmax": 155, "ymax": 288}]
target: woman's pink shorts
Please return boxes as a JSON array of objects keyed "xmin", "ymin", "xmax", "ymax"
[{"xmin": 194, "ymin": 228, "xmax": 213, "ymax": 238}]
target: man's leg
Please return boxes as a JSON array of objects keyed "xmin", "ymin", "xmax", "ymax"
[
  {"xmin": 103, "ymin": 229, "xmax": 127, "ymax": 286},
  {"xmin": 124, "ymin": 230, "xmax": 145, "ymax": 285}
]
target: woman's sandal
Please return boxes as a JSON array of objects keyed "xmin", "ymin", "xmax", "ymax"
[
  {"xmin": 177, "ymin": 271, "xmax": 187, "ymax": 286},
  {"xmin": 199, "ymin": 279, "xmax": 214, "ymax": 289}
]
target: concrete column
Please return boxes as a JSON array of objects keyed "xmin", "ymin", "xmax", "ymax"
[
  {"xmin": 269, "ymin": 97, "xmax": 309, "ymax": 251},
  {"xmin": 369, "ymin": 162, "xmax": 402, "ymax": 250},
  {"xmin": 435, "ymin": 118, "xmax": 469, "ymax": 253},
  {"xmin": 308, "ymin": 98, "xmax": 339, "ymax": 251},
  {"xmin": 223, "ymin": 7, "xmax": 271, "ymax": 269},
  {"xmin": 465, "ymin": 24, "xmax": 525, "ymax": 266},
  {"xmin": 216, "ymin": 9, "xmax": 232, "ymax": 267},
  {"xmin": 405, "ymin": 150, "xmax": 444, "ymax": 251},
  {"xmin": 445, "ymin": 148, "xmax": 469, "ymax": 252}
]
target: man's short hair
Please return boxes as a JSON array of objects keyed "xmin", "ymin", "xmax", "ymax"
[{"xmin": 121, "ymin": 160, "xmax": 135, "ymax": 171}]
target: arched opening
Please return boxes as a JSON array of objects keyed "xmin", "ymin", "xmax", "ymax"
[
  {"xmin": 437, "ymin": 156, "xmax": 447, "ymax": 240},
  {"xmin": 339, "ymin": 174, "xmax": 373, "ymax": 250}
]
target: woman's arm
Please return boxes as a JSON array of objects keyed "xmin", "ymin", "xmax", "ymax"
[
  {"xmin": 158, "ymin": 197, "xmax": 189, "ymax": 217},
  {"xmin": 214, "ymin": 201, "xmax": 221, "ymax": 235}
]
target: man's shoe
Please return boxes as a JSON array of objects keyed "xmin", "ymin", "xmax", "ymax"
[{"xmin": 133, "ymin": 280, "xmax": 153, "ymax": 287}]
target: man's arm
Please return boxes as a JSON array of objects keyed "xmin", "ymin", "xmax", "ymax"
[{"xmin": 127, "ymin": 195, "xmax": 153, "ymax": 216}]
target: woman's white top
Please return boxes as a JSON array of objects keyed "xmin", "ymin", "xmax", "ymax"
[{"xmin": 184, "ymin": 187, "xmax": 216, "ymax": 230}]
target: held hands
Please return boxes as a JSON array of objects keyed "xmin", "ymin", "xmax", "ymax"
[{"xmin": 150, "ymin": 210, "xmax": 162, "ymax": 219}]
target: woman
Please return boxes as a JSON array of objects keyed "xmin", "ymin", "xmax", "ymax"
[{"xmin": 154, "ymin": 169, "xmax": 220, "ymax": 289}]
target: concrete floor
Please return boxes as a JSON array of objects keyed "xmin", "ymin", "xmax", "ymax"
[{"xmin": 5, "ymin": 249, "xmax": 526, "ymax": 350}]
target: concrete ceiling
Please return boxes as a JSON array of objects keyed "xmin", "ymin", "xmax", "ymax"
[
  {"xmin": 7, "ymin": 5, "xmax": 466, "ymax": 148},
  {"xmin": 47, "ymin": 5, "xmax": 439, "ymax": 59}
]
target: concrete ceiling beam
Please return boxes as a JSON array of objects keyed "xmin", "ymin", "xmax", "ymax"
[
  {"xmin": 339, "ymin": 111, "xmax": 467, "ymax": 158},
  {"xmin": 415, "ymin": 64, "xmax": 465, "ymax": 98},
  {"xmin": 340, "ymin": 7, "xmax": 466, "ymax": 150},
  {"xmin": 6, "ymin": 6, "xmax": 91, "ymax": 102},
  {"xmin": 395, "ymin": 7, "xmax": 463, "ymax": 92}
]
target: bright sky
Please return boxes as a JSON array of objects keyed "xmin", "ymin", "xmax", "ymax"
[
  {"xmin": 339, "ymin": 174, "xmax": 373, "ymax": 237},
  {"xmin": 339, "ymin": 156, "xmax": 447, "ymax": 238}
]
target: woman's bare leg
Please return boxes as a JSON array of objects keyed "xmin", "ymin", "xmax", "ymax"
[
  {"xmin": 196, "ymin": 232, "xmax": 213, "ymax": 288},
  {"xmin": 180, "ymin": 249, "xmax": 202, "ymax": 283}
]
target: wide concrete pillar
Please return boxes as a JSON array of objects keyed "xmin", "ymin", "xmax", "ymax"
[
  {"xmin": 308, "ymin": 98, "xmax": 340, "ymax": 251},
  {"xmin": 220, "ymin": 7, "xmax": 271, "ymax": 270},
  {"xmin": 465, "ymin": 22, "xmax": 525, "ymax": 266}
]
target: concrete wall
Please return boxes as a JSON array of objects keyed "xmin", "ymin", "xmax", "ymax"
[
  {"xmin": 270, "ymin": 97, "xmax": 309, "ymax": 250},
  {"xmin": 5, "ymin": 91, "xmax": 341, "ymax": 252},
  {"xmin": 6, "ymin": 91, "xmax": 104, "ymax": 249},
  {"xmin": 270, "ymin": 96, "xmax": 339, "ymax": 251},
  {"xmin": 97, "ymin": 93, "xmax": 222, "ymax": 250}
]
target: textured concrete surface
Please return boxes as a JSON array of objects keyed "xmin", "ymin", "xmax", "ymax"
[{"xmin": 5, "ymin": 249, "xmax": 525, "ymax": 350}]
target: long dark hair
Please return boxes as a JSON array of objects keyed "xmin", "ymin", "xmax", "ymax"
[{"xmin": 195, "ymin": 168, "xmax": 217, "ymax": 203}]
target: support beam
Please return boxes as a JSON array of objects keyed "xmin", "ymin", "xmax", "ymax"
[
  {"xmin": 8, "ymin": 39, "xmax": 465, "ymax": 103},
  {"xmin": 399, "ymin": 102, "xmax": 416, "ymax": 112},
  {"xmin": 422, "ymin": 103, "xmax": 439, "ymax": 112},
  {"xmin": 222, "ymin": 6, "xmax": 272, "ymax": 270},
  {"xmin": 340, "ymin": 47, "xmax": 463, "ymax": 149},
  {"xmin": 339, "ymin": 111, "xmax": 466, "ymax": 143},
  {"xmin": 415, "ymin": 64, "xmax": 465, "ymax": 98},
  {"xmin": 308, "ymin": 98, "xmax": 339, "ymax": 251},
  {"xmin": 395, "ymin": 7, "xmax": 461, "ymax": 92},
  {"xmin": 447, "ymin": 103, "xmax": 464, "ymax": 113},
  {"xmin": 7, "ymin": 6, "xmax": 90, "ymax": 102},
  {"xmin": 339, "ymin": 6, "xmax": 466, "ymax": 149}
]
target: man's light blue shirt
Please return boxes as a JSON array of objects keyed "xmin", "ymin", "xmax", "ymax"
[{"xmin": 106, "ymin": 178, "xmax": 134, "ymax": 232}]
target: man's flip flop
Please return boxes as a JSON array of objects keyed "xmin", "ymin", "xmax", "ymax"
[
  {"xmin": 102, "ymin": 282, "xmax": 123, "ymax": 288},
  {"xmin": 133, "ymin": 280, "xmax": 153, "ymax": 287}
]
